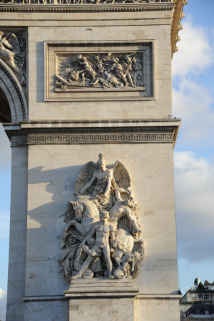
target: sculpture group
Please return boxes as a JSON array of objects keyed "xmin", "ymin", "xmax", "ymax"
[
  {"xmin": 0, "ymin": 30, "xmax": 26, "ymax": 86},
  {"xmin": 59, "ymin": 153, "xmax": 145, "ymax": 281},
  {"xmin": 56, "ymin": 52, "xmax": 144, "ymax": 91}
]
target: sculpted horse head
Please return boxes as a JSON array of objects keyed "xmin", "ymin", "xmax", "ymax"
[{"xmin": 70, "ymin": 195, "xmax": 100, "ymax": 232}]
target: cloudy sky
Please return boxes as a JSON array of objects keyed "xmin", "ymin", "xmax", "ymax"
[{"xmin": 0, "ymin": 1, "xmax": 214, "ymax": 319}]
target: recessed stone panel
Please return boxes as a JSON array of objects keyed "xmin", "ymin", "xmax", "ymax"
[{"xmin": 45, "ymin": 41, "xmax": 154, "ymax": 101}]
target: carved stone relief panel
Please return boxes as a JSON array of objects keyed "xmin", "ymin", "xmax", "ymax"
[
  {"xmin": 0, "ymin": 29, "xmax": 27, "ymax": 87},
  {"xmin": 59, "ymin": 153, "xmax": 145, "ymax": 281},
  {"xmin": 45, "ymin": 41, "xmax": 154, "ymax": 101}
]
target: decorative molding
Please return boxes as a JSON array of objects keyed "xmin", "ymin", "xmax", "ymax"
[
  {"xmin": 19, "ymin": 118, "xmax": 180, "ymax": 125},
  {"xmin": 22, "ymin": 292, "xmax": 138, "ymax": 302},
  {"xmin": 136, "ymin": 296, "xmax": 181, "ymax": 300},
  {"xmin": 171, "ymin": 0, "xmax": 187, "ymax": 57},
  {"xmin": 22, "ymin": 294, "xmax": 181, "ymax": 302},
  {"xmin": 27, "ymin": 132, "xmax": 173, "ymax": 144},
  {"xmin": 0, "ymin": 3, "xmax": 174, "ymax": 14},
  {"xmin": 22, "ymin": 296, "xmax": 68, "ymax": 302},
  {"xmin": 0, "ymin": 59, "xmax": 27, "ymax": 121},
  {"xmin": 11, "ymin": 135, "xmax": 28, "ymax": 147},
  {"xmin": 65, "ymin": 292, "xmax": 139, "ymax": 299}
]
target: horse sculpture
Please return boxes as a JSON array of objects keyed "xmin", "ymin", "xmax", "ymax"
[{"xmin": 63, "ymin": 194, "xmax": 100, "ymax": 236}]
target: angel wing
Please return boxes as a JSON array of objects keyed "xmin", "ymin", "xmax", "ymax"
[
  {"xmin": 8, "ymin": 33, "xmax": 20, "ymax": 53},
  {"xmin": 75, "ymin": 161, "xmax": 96, "ymax": 194},
  {"xmin": 113, "ymin": 160, "xmax": 131, "ymax": 189}
]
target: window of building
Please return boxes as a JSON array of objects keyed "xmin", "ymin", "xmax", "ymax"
[
  {"xmin": 196, "ymin": 310, "xmax": 200, "ymax": 315},
  {"xmin": 197, "ymin": 294, "xmax": 210, "ymax": 300}
]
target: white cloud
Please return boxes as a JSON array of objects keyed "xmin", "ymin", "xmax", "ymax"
[
  {"xmin": 172, "ymin": 18, "xmax": 214, "ymax": 146},
  {"xmin": 0, "ymin": 290, "xmax": 5, "ymax": 300},
  {"xmin": 172, "ymin": 20, "xmax": 213, "ymax": 77},
  {"xmin": 173, "ymin": 81, "xmax": 214, "ymax": 145},
  {"xmin": 0, "ymin": 289, "xmax": 6, "ymax": 321},
  {"xmin": 0, "ymin": 212, "xmax": 10, "ymax": 239},
  {"xmin": 0, "ymin": 125, "xmax": 11, "ymax": 170},
  {"xmin": 174, "ymin": 151, "xmax": 214, "ymax": 263}
]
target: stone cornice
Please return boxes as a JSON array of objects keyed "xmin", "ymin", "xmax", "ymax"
[
  {"xmin": 4, "ymin": 118, "xmax": 181, "ymax": 146},
  {"xmin": 22, "ymin": 293, "xmax": 182, "ymax": 302},
  {"xmin": 19, "ymin": 118, "xmax": 181, "ymax": 128},
  {"xmin": 0, "ymin": 2, "xmax": 174, "ymax": 13}
]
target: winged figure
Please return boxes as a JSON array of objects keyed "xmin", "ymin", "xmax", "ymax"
[
  {"xmin": 75, "ymin": 153, "xmax": 131, "ymax": 201},
  {"xmin": 0, "ymin": 31, "xmax": 26, "ymax": 86},
  {"xmin": 59, "ymin": 153, "xmax": 144, "ymax": 281}
]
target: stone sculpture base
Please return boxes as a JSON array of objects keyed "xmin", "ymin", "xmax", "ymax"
[{"xmin": 65, "ymin": 278, "xmax": 138, "ymax": 321}]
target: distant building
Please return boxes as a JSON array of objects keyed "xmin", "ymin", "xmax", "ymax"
[
  {"xmin": 180, "ymin": 278, "xmax": 214, "ymax": 320},
  {"xmin": 185, "ymin": 300, "xmax": 214, "ymax": 320}
]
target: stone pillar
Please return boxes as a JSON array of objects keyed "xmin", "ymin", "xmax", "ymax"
[{"xmin": 6, "ymin": 141, "xmax": 28, "ymax": 321}]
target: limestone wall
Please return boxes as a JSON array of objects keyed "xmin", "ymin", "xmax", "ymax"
[{"xmin": 25, "ymin": 143, "xmax": 178, "ymax": 297}]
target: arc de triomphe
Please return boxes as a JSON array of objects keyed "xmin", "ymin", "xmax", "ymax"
[{"xmin": 0, "ymin": 0, "xmax": 187, "ymax": 320}]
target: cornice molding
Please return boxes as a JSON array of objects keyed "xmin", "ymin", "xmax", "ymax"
[
  {"xmin": 0, "ymin": 2, "xmax": 174, "ymax": 13},
  {"xmin": 19, "ymin": 118, "xmax": 180, "ymax": 125},
  {"xmin": 6, "ymin": 118, "xmax": 180, "ymax": 146}
]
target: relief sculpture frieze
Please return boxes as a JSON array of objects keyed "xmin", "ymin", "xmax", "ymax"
[
  {"xmin": 59, "ymin": 153, "xmax": 145, "ymax": 281},
  {"xmin": 55, "ymin": 52, "xmax": 145, "ymax": 92}
]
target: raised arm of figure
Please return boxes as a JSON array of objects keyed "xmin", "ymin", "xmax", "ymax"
[
  {"xmin": 103, "ymin": 171, "xmax": 113, "ymax": 197},
  {"xmin": 2, "ymin": 38, "xmax": 13, "ymax": 50},
  {"xmin": 80, "ymin": 173, "xmax": 97, "ymax": 194}
]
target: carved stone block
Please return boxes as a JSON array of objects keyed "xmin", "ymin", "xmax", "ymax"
[{"xmin": 45, "ymin": 41, "xmax": 154, "ymax": 101}]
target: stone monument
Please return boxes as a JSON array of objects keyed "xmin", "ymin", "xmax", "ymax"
[{"xmin": 0, "ymin": 0, "xmax": 187, "ymax": 320}]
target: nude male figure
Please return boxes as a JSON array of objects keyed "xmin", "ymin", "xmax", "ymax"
[{"xmin": 71, "ymin": 210, "xmax": 114, "ymax": 280}]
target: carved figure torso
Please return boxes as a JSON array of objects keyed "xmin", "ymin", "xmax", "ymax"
[
  {"xmin": 95, "ymin": 222, "xmax": 111, "ymax": 248},
  {"xmin": 93, "ymin": 168, "xmax": 113, "ymax": 196}
]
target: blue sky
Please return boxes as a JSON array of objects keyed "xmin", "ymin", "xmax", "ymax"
[
  {"xmin": 172, "ymin": 0, "xmax": 214, "ymax": 293},
  {"xmin": 0, "ymin": 1, "xmax": 214, "ymax": 319}
]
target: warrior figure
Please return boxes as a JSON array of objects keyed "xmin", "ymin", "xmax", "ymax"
[
  {"xmin": 78, "ymin": 56, "xmax": 97, "ymax": 81},
  {"xmin": 71, "ymin": 211, "xmax": 114, "ymax": 280},
  {"xmin": 132, "ymin": 57, "xmax": 144, "ymax": 87},
  {"xmin": 123, "ymin": 55, "xmax": 135, "ymax": 87},
  {"xmin": 109, "ymin": 189, "xmax": 142, "ymax": 234},
  {"xmin": 66, "ymin": 69, "xmax": 85, "ymax": 83},
  {"xmin": 110, "ymin": 58, "xmax": 128, "ymax": 86}
]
